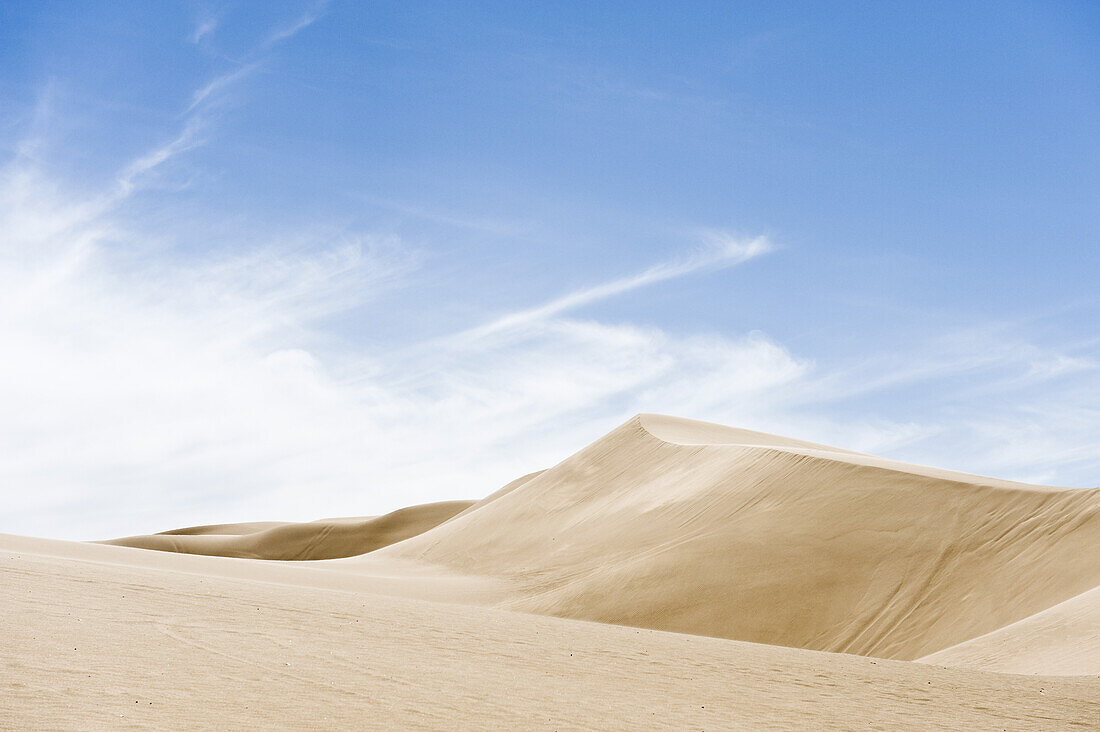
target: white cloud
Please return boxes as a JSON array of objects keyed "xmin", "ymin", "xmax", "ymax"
[
  {"xmin": 4, "ymin": 121, "xmax": 1099, "ymax": 543},
  {"xmin": 264, "ymin": 0, "xmax": 331, "ymax": 48},
  {"xmin": 186, "ymin": 64, "xmax": 259, "ymax": 113},
  {"xmin": 184, "ymin": 3, "xmax": 334, "ymax": 125},
  {"xmin": 453, "ymin": 233, "xmax": 772, "ymax": 343},
  {"xmin": 0, "ymin": 166, "xmax": 408, "ymax": 536},
  {"xmin": 190, "ymin": 15, "xmax": 219, "ymax": 44},
  {"xmin": 0, "ymin": 140, "xmax": 799, "ymax": 540},
  {"xmin": 4, "ymin": 135, "xmax": 1099, "ymax": 541},
  {"xmin": 115, "ymin": 118, "xmax": 206, "ymax": 197}
]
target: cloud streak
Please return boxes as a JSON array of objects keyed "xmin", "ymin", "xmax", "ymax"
[
  {"xmin": 455, "ymin": 233, "xmax": 772, "ymax": 343},
  {"xmin": 114, "ymin": 119, "xmax": 205, "ymax": 197},
  {"xmin": 264, "ymin": 0, "xmax": 331, "ymax": 48},
  {"xmin": 116, "ymin": 1, "xmax": 333, "ymax": 200},
  {"xmin": 186, "ymin": 63, "xmax": 259, "ymax": 113},
  {"xmin": 190, "ymin": 15, "xmax": 219, "ymax": 44}
]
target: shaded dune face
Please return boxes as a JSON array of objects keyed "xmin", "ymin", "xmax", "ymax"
[
  {"xmin": 383, "ymin": 414, "xmax": 1100, "ymax": 661},
  {"xmin": 103, "ymin": 500, "xmax": 474, "ymax": 561}
]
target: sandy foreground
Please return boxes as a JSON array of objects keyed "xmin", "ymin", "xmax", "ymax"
[{"xmin": 2, "ymin": 414, "xmax": 1098, "ymax": 729}]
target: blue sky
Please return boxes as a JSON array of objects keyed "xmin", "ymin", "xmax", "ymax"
[{"xmin": 1, "ymin": 1, "xmax": 1098, "ymax": 538}]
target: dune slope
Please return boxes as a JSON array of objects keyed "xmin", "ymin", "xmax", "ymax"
[
  {"xmin": 384, "ymin": 414, "xmax": 1100, "ymax": 660},
  {"xmin": 919, "ymin": 585, "xmax": 1100, "ymax": 675},
  {"xmin": 104, "ymin": 500, "xmax": 474, "ymax": 560}
]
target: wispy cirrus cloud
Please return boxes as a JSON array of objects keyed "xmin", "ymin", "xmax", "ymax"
[
  {"xmin": 454, "ymin": 233, "xmax": 772, "ymax": 343},
  {"xmin": 116, "ymin": 2, "xmax": 331, "ymax": 198},
  {"xmin": 186, "ymin": 63, "xmax": 260, "ymax": 113},
  {"xmin": 264, "ymin": 0, "xmax": 331, "ymax": 48},
  {"xmin": 190, "ymin": 13, "xmax": 219, "ymax": 44},
  {"xmin": 114, "ymin": 118, "xmax": 205, "ymax": 197}
]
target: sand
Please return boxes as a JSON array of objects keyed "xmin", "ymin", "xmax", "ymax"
[
  {"xmin": 2, "ymin": 414, "xmax": 1098, "ymax": 729},
  {"xmin": 4, "ymin": 533, "xmax": 1097, "ymax": 730}
]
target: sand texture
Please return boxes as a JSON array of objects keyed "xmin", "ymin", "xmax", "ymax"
[{"xmin": 3, "ymin": 414, "xmax": 1098, "ymax": 729}]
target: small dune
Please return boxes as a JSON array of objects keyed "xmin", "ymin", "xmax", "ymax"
[
  {"xmin": 919, "ymin": 584, "xmax": 1100, "ymax": 675},
  {"xmin": 102, "ymin": 500, "xmax": 474, "ymax": 560}
]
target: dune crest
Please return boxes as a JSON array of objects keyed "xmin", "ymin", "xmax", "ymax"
[{"xmin": 383, "ymin": 414, "xmax": 1100, "ymax": 660}]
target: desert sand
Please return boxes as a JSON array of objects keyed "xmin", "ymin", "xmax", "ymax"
[{"xmin": 2, "ymin": 414, "xmax": 1098, "ymax": 729}]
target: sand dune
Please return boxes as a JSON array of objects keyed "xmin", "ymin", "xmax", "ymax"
[
  {"xmin": 103, "ymin": 500, "xmax": 474, "ymax": 560},
  {"xmin": 107, "ymin": 470, "xmax": 545, "ymax": 560},
  {"xmin": 3, "ymin": 533, "xmax": 1096, "ymax": 730},
  {"xmin": 9, "ymin": 412, "xmax": 1099, "ymax": 727},
  {"xmin": 919, "ymin": 584, "xmax": 1100, "ymax": 675},
  {"xmin": 384, "ymin": 414, "xmax": 1100, "ymax": 660}
]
